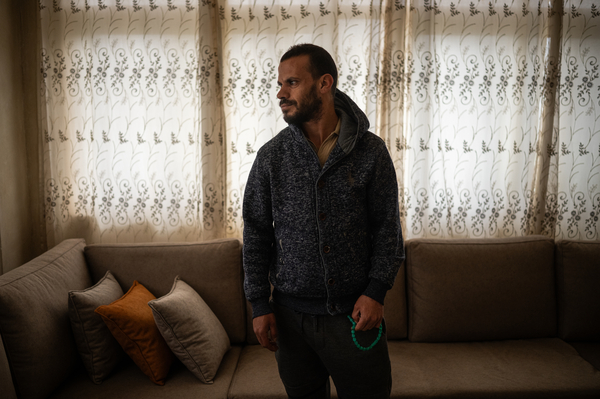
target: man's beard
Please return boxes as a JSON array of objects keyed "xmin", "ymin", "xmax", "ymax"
[{"xmin": 280, "ymin": 83, "xmax": 323, "ymax": 126}]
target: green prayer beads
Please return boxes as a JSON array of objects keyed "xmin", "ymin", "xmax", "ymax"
[{"xmin": 347, "ymin": 315, "xmax": 383, "ymax": 351}]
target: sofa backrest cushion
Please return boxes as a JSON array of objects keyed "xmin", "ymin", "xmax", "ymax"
[
  {"xmin": 383, "ymin": 263, "xmax": 408, "ymax": 340},
  {"xmin": 0, "ymin": 239, "xmax": 90, "ymax": 399},
  {"xmin": 84, "ymin": 238, "xmax": 247, "ymax": 344},
  {"xmin": 406, "ymin": 236, "xmax": 556, "ymax": 342},
  {"xmin": 556, "ymin": 240, "xmax": 600, "ymax": 341}
]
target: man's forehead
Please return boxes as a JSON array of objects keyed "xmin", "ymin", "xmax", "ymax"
[{"xmin": 278, "ymin": 55, "xmax": 312, "ymax": 77}]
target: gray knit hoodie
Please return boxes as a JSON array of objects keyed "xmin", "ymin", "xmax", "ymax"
[{"xmin": 243, "ymin": 89, "xmax": 404, "ymax": 318}]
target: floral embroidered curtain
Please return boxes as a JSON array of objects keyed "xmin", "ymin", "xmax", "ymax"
[
  {"xmin": 393, "ymin": 1, "xmax": 599, "ymax": 240},
  {"xmin": 40, "ymin": 0, "xmax": 225, "ymax": 244},
  {"xmin": 39, "ymin": 0, "xmax": 600, "ymax": 245}
]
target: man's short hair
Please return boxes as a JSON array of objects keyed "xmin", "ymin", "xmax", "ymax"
[{"xmin": 281, "ymin": 44, "xmax": 338, "ymax": 93}]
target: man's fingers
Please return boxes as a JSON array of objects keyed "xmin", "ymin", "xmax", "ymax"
[
  {"xmin": 263, "ymin": 334, "xmax": 278, "ymax": 351},
  {"xmin": 253, "ymin": 313, "xmax": 279, "ymax": 351},
  {"xmin": 256, "ymin": 329, "xmax": 269, "ymax": 347},
  {"xmin": 266, "ymin": 321, "xmax": 279, "ymax": 351},
  {"xmin": 355, "ymin": 315, "xmax": 377, "ymax": 331},
  {"xmin": 352, "ymin": 295, "xmax": 384, "ymax": 331},
  {"xmin": 269, "ymin": 321, "xmax": 278, "ymax": 343},
  {"xmin": 352, "ymin": 307, "xmax": 361, "ymax": 324},
  {"xmin": 355, "ymin": 317, "xmax": 367, "ymax": 331}
]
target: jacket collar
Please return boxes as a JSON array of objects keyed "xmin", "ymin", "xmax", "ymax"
[{"xmin": 289, "ymin": 89, "xmax": 369, "ymax": 156}]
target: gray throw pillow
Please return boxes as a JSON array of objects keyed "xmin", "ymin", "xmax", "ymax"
[
  {"xmin": 68, "ymin": 270, "xmax": 125, "ymax": 384},
  {"xmin": 148, "ymin": 276, "xmax": 231, "ymax": 384}
]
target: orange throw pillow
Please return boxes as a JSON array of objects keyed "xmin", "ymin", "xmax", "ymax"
[{"xmin": 95, "ymin": 281, "xmax": 174, "ymax": 385}]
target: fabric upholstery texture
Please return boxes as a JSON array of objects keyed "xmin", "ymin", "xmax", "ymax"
[
  {"xmin": 406, "ymin": 236, "xmax": 556, "ymax": 342},
  {"xmin": 49, "ymin": 346, "xmax": 242, "ymax": 399},
  {"xmin": 556, "ymin": 240, "xmax": 600, "ymax": 341},
  {"xmin": 3, "ymin": 237, "xmax": 599, "ymax": 399},
  {"xmin": 389, "ymin": 338, "xmax": 600, "ymax": 398},
  {"xmin": 384, "ymin": 263, "xmax": 407, "ymax": 340},
  {"xmin": 570, "ymin": 342, "xmax": 600, "ymax": 372},
  {"xmin": 84, "ymin": 239, "xmax": 246, "ymax": 344},
  {"xmin": 0, "ymin": 334, "xmax": 18, "ymax": 399},
  {"xmin": 95, "ymin": 281, "xmax": 174, "ymax": 385},
  {"xmin": 68, "ymin": 270, "xmax": 125, "ymax": 384},
  {"xmin": 227, "ymin": 345, "xmax": 297, "ymax": 399},
  {"xmin": 0, "ymin": 239, "xmax": 89, "ymax": 399},
  {"xmin": 149, "ymin": 276, "xmax": 231, "ymax": 384}
]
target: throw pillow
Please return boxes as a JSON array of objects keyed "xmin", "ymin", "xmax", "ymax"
[
  {"xmin": 68, "ymin": 270, "xmax": 125, "ymax": 384},
  {"xmin": 148, "ymin": 276, "xmax": 231, "ymax": 384},
  {"xmin": 95, "ymin": 280, "xmax": 175, "ymax": 385}
]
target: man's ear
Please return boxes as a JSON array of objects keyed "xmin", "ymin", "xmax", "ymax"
[{"xmin": 319, "ymin": 74, "xmax": 334, "ymax": 93}]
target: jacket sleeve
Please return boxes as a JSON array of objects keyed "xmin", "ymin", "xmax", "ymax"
[
  {"xmin": 242, "ymin": 149, "xmax": 275, "ymax": 318},
  {"xmin": 362, "ymin": 141, "xmax": 405, "ymax": 305}
]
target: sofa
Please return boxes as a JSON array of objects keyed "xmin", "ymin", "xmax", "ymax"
[{"xmin": 0, "ymin": 236, "xmax": 599, "ymax": 399}]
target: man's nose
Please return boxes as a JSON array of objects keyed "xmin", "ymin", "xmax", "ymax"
[{"xmin": 277, "ymin": 85, "xmax": 287, "ymax": 99}]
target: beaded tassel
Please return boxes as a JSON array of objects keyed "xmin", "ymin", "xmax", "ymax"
[{"xmin": 347, "ymin": 315, "xmax": 383, "ymax": 351}]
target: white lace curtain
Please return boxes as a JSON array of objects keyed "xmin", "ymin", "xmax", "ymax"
[{"xmin": 39, "ymin": 0, "xmax": 600, "ymax": 246}]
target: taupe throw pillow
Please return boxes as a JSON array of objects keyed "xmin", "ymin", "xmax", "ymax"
[
  {"xmin": 148, "ymin": 276, "xmax": 231, "ymax": 384},
  {"xmin": 68, "ymin": 270, "xmax": 125, "ymax": 384}
]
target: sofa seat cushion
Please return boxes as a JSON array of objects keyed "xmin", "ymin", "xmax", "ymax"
[
  {"xmin": 227, "ymin": 345, "xmax": 286, "ymax": 399},
  {"xmin": 389, "ymin": 338, "xmax": 600, "ymax": 398},
  {"xmin": 228, "ymin": 345, "xmax": 340, "ymax": 399},
  {"xmin": 49, "ymin": 345, "xmax": 241, "ymax": 399},
  {"xmin": 570, "ymin": 342, "xmax": 600, "ymax": 371}
]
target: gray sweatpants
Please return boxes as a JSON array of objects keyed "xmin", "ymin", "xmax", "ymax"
[{"xmin": 272, "ymin": 301, "xmax": 392, "ymax": 399}]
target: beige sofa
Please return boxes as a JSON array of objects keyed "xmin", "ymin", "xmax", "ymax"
[{"xmin": 0, "ymin": 236, "xmax": 599, "ymax": 398}]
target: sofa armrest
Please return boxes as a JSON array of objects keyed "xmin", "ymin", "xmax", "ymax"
[
  {"xmin": 0, "ymin": 239, "xmax": 90, "ymax": 399},
  {"xmin": 0, "ymin": 334, "xmax": 17, "ymax": 399}
]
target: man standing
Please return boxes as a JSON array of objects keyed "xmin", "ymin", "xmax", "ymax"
[{"xmin": 243, "ymin": 44, "xmax": 404, "ymax": 399}]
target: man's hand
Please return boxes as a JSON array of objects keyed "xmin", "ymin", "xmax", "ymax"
[
  {"xmin": 352, "ymin": 295, "xmax": 383, "ymax": 331},
  {"xmin": 253, "ymin": 313, "xmax": 279, "ymax": 351}
]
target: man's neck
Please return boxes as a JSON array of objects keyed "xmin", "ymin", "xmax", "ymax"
[{"xmin": 302, "ymin": 109, "xmax": 339, "ymax": 150}]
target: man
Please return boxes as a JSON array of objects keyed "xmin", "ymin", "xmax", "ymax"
[{"xmin": 243, "ymin": 44, "xmax": 404, "ymax": 399}]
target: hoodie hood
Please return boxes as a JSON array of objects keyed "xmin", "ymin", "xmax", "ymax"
[
  {"xmin": 334, "ymin": 89, "xmax": 370, "ymax": 154},
  {"xmin": 289, "ymin": 89, "xmax": 370, "ymax": 155}
]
